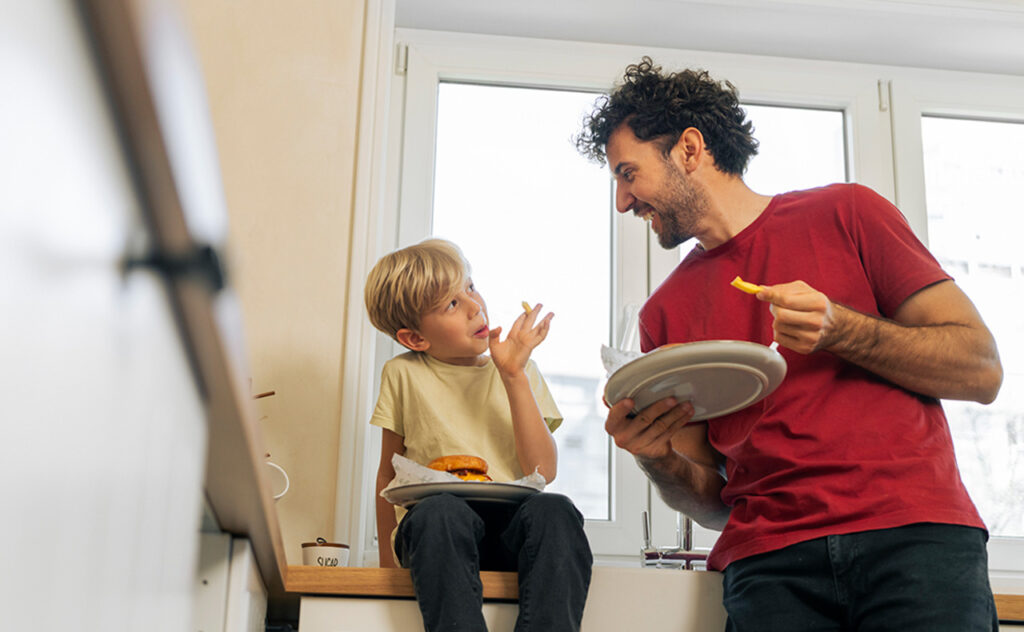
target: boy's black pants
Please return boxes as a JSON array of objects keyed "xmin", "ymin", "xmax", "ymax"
[{"xmin": 396, "ymin": 491, "xmax": 593, "ymax": 632}]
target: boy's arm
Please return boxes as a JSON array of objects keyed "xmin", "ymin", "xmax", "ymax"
[
  {"xmin": 501, "ymin": 372, "xmax": 558, "ymax": 483},
  {"xmin": 489, "ymin": 304, "xmax": 558, "ymax": 483},
  {"xmin": 375, "ymin": 428, "xmax": 405, "ymax": 568}
]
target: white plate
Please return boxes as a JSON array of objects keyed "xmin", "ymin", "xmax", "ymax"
[
  {"xmin": 604, "ymin": 340, "xmax": 787, "ymax": 420},
  {"xmin": 382, "ymin": 481, "xmax": 541, "ymax": 507}
]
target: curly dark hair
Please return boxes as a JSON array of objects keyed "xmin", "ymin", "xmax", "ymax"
[{"xmin": 576, "ymin": 57, "xmax": 759, "ymax": 175}]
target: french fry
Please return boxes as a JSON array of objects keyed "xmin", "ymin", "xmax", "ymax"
[
  {"xmin": 522, "ymin": 301, "xmax": 532, "ymax": 314},
  {"xmin": 730, "ymin": 276, "xmax": 765, "ymax": 295}
]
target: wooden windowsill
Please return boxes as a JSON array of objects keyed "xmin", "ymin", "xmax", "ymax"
[
  {"xmin": 286, "ymin": 566, "xmax": 519, "ymax": 601},
  {"xmin": 286, "ymin": 566, "xmax": 1024, "ymax": 622},
  {"xmin": 996, "ymin": 593, "xmax": 1024, "ymax": 623}
]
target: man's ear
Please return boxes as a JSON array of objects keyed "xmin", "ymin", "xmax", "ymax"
[
  {"xmin": 396, "ymin": 328, "xmax": 430, "ymax": 352},
  {"xmin": 671, "ymin": 127, "xmax": 706, "ymax": 173}
]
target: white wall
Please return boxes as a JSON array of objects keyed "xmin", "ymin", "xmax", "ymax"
[{"xmin": 178, "ymin": 0, "xmax": 368, "ymax": 565}]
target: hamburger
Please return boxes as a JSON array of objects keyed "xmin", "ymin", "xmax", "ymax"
[{"xmin": 427, "ymin": 455, "xmax": 492, "ymax": 482}]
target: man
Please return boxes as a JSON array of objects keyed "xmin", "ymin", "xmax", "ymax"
[{"xmin": 577, "ymin": 57, "xmax": 1003, "ymax": 631}]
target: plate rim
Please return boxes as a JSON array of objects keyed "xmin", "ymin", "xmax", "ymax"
[{"xmin": 383, "ymin": 480, "xmax": 541, "ymax": 507}]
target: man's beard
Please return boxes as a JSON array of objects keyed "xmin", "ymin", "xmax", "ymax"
[{"xmin": 650, "ymin": 160, "xmax": 709, "ymax": 250}]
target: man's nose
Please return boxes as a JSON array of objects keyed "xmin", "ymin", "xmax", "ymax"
[{"xmin": 615, "ymin": 183, "xmax": 634, "ymax": 214}]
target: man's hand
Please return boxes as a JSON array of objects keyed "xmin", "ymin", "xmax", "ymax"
[
  {"xmin": 605, "ymin": 397, "xmax": 695, "ymax": 460},
  {"xmin": 605, "ymin": 396, "xmax": 730, "ymax": 530},
  {"xmin": 755, "ymin": 279, "xmax": 1002, "ymax": 403},
  {"xmin": 755, "ymin": 280, "xmax": 838, "ymax": 354},
  {"xmin": 488, "ymin": 303, "xmax": 553, "ymax": 377}
]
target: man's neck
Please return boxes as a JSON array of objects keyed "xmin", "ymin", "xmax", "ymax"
[{"xmin": 695, "ymin": 174, "xmax": 773, "ymax": 251}]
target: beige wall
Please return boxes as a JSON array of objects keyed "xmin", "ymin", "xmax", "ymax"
[{"xmin": 179, "ymin": 0, "xmax": 367, "ymax": 564}]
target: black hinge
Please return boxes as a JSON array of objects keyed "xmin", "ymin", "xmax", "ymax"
[{"xmin": 122, "ymin": 244, "xmax": 227, "ymax": 293}]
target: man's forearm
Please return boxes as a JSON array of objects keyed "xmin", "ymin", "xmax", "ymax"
[
  {"xmin": 826, "ymin": 302, "xmax": 1002, "ymax": 403},
  {"xmin": 636, "ymin": 452, "xmax": 730, "ymax": 531}
]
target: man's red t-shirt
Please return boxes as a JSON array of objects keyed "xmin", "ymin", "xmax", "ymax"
[{"xmin": 639, "ymin": 183, "xmax": 985, "ymax": 571}]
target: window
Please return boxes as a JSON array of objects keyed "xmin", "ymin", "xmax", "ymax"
[
  {"xmin": 921, "ymin": 116, "xmax": 1024, "ymax": 539},
  {"xmin": 742, "ymin": 104, "xmax": 847, "ymax": 196},
  {"xmin": 888, "ymin": 77, "xmax": 1024, "ymax": 581},
  {"xmin": 432, "ymin": 82, "xmax": 613, "ymax": 519}
]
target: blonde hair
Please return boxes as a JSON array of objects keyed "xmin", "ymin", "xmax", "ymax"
[{"xmin": 364, "ymin": 238, "xmax": 471, "ymax": 340}]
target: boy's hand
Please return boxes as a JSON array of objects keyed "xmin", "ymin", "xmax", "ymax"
[{"xmin": 488, "ymin": 303, "xmax": 553, "ymax": 377}]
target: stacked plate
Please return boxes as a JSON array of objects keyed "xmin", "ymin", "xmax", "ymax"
[{"xmin": 603, "ymin": 340, "xmax": 787, "ymax": 420}]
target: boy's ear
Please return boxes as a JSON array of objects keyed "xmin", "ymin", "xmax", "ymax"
[{"xmin": 395, "ymin": 328, "xmax": 430, "ymax": 352}]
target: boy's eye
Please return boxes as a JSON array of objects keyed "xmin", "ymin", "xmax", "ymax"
[{"xmin": 468, "ymin": 283, "xmax": 476, "ymax": 294}]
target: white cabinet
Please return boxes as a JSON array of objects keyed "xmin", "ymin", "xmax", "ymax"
[
  {"xmin": 299, "ymin": 567, "xmax": 727, "ymax": 632},
  {"xmin": 194, "ymin": 535, "xmax": 269, "ymax": 632}
]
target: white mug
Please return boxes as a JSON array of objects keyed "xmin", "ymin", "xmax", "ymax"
[
  {"xmin": 302, "ymin": 538, "xmax": 350, "ymax": 567},
  {"xmin": 266, "ymin": 460, "xmax": 290, "ymax": 500}
]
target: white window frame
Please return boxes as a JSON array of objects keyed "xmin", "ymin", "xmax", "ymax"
[{"xmin": 353, "ymin": 27, "xmax": 1024, "ymax": 580}]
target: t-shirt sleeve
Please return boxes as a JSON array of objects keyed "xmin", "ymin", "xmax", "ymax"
[
  {"xmin": 638, "ymin": 303, "xmax": 662, "ymax": 352},
  {"xmin": 369, "ymin": 360, "xmax": 404, "ymax": 436},
  {"xmin": 526, "ymin": 360, "xmax": 563, "ymax": 432},
  {"xmin": 847, "ymin": 184, "xmax": 952, "ymax": 317}
]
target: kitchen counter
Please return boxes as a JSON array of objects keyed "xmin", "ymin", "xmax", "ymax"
[{"xmin": 284, "ymin": 566, "xmax": 1024, "ymax": 626}]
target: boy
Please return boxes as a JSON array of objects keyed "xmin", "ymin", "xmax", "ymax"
[{"xmin": 365, "ymin": 238, "xmax": 593, "ymax": 632}]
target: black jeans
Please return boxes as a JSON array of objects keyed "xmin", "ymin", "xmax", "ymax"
[
  {"xmin": 722, "ymin": 523, "xmax": 998, "ymax": 631},
  {"xmin": 395, "ymin": 492, "xmax": 593, "ymax": 632}
]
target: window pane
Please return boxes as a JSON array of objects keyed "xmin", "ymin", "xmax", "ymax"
[
  {"xmin": 743, "ymin": 104, "xmax": 847, "ymax": 195},
  {"xmin": 432, "ymin": 83, "xmax": 612, "ymax": 519},
  {"xmin": 677, "ymin": 104, "xmax": 846, "ymax": 261},
  {"xmin": 922, "ymin": 115, "xmax": 1024, "ymax": 539}
]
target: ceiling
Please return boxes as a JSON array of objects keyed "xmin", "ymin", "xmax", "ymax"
[{"xmin": 395, "ymin": 0, "xmax": 1024, "ymax": 76}]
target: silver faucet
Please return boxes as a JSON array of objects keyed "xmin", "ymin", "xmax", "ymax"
[
  {"xmin": 642, "ymin": 511, "xmax": 708, "ymax": 570},
  {"xmin": 640, "ymin": 511, "xmax": 660, "ymax": 567}
]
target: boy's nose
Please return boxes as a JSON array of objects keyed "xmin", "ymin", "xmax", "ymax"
[{"xmin": 463, "ymin": 293, "xmax": 482, "ymax": 316}]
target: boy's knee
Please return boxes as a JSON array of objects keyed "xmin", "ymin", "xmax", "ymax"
[
  {"xmin": 404, "ymin": 493, "xmax": 479, "ymax": 531},
  {"xmin": 521, "ymin": 493, "xmax": 583, "ymax": 525}
]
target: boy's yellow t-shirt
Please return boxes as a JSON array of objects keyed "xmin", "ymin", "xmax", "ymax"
[
  {"xmin": 370, "ymin": 351, "xmax": 563, "ymax": 563},
  {"xmin": 370, "ymin": 351, "xmax": 562, "ymax": 482}
]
